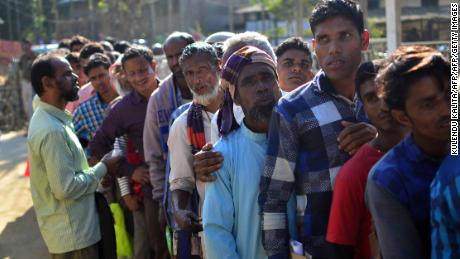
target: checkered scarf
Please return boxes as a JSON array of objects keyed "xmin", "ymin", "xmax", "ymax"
[
  {"xmin": 186, "ymin": 102, "xmax": 206, "ymax": 154},
  {"xmin": 218, "ymin": 46, "xmax": 277, "ymax": 136}
]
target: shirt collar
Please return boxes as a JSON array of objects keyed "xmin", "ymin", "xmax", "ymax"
[
  {"xmin": 240, "ymin": 121, "xmax": 267, "ymax": 143},
  {"xmin": 37, "ymin": 98, "xmax": 72, "ymax": 124},
  {"xmin": 313, "ymin": 70, "xmax": 358, "ymax": 106},
  {"xmin": 402, "ymin": 134, "xmax": 445, "ymax": 164}
]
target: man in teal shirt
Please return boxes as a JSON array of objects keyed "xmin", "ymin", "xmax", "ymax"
[
  {"xmin": 28, "ymin": 53, "xmax": 120, "ymax": 258},
  {"xmin": 202, "ymin": 46, "xmax": 282, "ymax": 259}
]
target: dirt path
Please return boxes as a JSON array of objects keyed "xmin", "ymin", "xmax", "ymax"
[{"xmin": 0, "ymin": 131, "xmax": 48, "ymax": 259}]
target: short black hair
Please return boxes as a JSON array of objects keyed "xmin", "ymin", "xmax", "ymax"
[
  {"xmin": 113, "ymin": 41, "xmax": 131, "ymax": 54},
  {"xmin": 121, "ymin": 45, "xmax": 154, "ymax": 68},
  {"xmin": 378, "ymin": 45, "xmax": 450, "ymax": 111},
  {"xmin": 31, "ymin": 54, "xmax": 59, "ymax": 96},
  {"xmin": 179, "ymin": 42, "xmax": 219, "ymax": 67},
  {"xmin": 275, "ymin": 37, "xmax": 312, "ymax": 61},
  {"xmin": 65, "ymin": 52, "xmax": 79, "ymax": 65},
  {"xmin": 355, "ymin": 60, "xmax": 382, "ymax": 101},
  {"xmin": 70, "ymin": 35, "xmax": 90, "ymax": 50},
  {"xmin": 58, "ymin": 38, "xmax": 71, "ymax": 50},
  {"xmin": 309, "ymin": 0, "xmax": 364, "ymax": 35},
  {"xmin": 79, "ymin": 42, "xmax": 105, "ymax": 60},
  {"xmin": 165, "ymin": 31, "xmax": 195, "ymax": 46},
  {"xmin": 84, "ymin": 53, "xmax": 111, "ymax": 76}
]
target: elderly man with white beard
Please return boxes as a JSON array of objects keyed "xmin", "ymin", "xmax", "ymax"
[{"xmin": 167, "ymin": 42, "xmax": 223, "ymax": 258}]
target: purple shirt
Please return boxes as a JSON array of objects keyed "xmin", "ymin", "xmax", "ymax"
[{"xmin": 89, "ymin": 89, "xmax": 151, "ymax": 196}]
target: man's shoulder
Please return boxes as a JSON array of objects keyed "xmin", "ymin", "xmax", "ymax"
[
  {"xmin": 28, "ymin": 110, "xmax": 65, "ymax": 143},
  {"xmin": 338, "ymin": 145, "xmax": 383, "ymax": 182},
  {"xmin": 170, "ymin": 110, "xmax": 188, "ymax": 133},
  {"xmin": 213, "ymin": 129, "xmax": 241, "ymax": 156},
  {"xmin": 368, "ymin": 146, "xmax": 405, "ymax": 190}
]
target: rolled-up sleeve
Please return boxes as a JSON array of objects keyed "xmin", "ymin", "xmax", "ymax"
[{"xmin": 168, "ymin": 115, "xmax": 195, "ymax": 193}]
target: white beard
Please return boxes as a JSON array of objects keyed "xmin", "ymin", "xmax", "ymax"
[{"xmin": 191, "ymin": 82, "xmax": 221, "ymax": 106}]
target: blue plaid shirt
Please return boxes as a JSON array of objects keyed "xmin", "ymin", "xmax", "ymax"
[
  {"xmin": 369, "ymin": 134, "xmax": 444, "ymax": 257},
  {"xmin": 431, "ymin": 155, "xmax": 460, "ymax": 259},
  {"xmin": 259, "ymin": 71, "xmax": 365, "ymax": 258},
  {"xmin": 72, "ymin": 93, "xmax": 108, "ymax": 142}
]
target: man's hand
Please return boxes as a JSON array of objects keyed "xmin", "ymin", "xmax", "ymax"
[
  {"xmin": 100, "ymin": 174, "xmax": 113, "ymax": 188},
  {"xmin": 101, "ymin": 152, "xmax": 123, "ymax": 176},
  {"xmin": 122, "ymin": 194, "xmax": 141, "ymax": 212},
  {"xmin": 193, "ymin": 143, "xmax": 223, "ymax": 182},
  {"xmin": 337, "ymin": 121, "xmax": 377, "ymax": 155},
  {"xmin": 88, "ymin": 157, "xmax": 99, "ymax": 167},
  {"xmin": 174, "ymin": 209, "xmax": 202, "ymax": 233},
  {"xmin": 132, "ymin": 165, "xmax": 150, "ymax": 185}
]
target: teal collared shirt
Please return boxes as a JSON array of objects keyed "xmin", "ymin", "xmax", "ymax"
[{"xmin": 28, "ymin": 99, "xmax": 107, "ymax": 253}]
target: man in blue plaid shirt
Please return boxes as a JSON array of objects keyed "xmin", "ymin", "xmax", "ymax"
[
  {"xmin": 259, "ymin": 1, "xmax": 377, "ymax": 258},
  {"xmin": 73, "ymin": 53, "xmax": 119, "ymax": 150}
]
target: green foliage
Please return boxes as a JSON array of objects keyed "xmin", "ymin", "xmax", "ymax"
[
  {"xmin": 368, "ymin": 18, "xmax": 385, "ymax": 38},
  {"xmin": 97, "ymin": 0, "xmax": 109, "ymax": 14}
]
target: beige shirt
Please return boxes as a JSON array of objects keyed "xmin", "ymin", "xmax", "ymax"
[{"xmin": 168, "ymin": 109, "xmax": 217, "ymax": 202}]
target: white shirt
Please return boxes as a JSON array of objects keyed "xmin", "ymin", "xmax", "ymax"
[{"xmin": 168, "ymin": 108, "xmax": 217, "ymax": 202}]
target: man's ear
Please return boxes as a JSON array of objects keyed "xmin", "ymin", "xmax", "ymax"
[
  {"xmin": 391, "ymin": 109, "xmax": 412, "ymax": 128},
  {"xmin": 361, "ymin": 30, "xmax": 370, "ymax": 51},
  {"xmin": 311, "ymin": 38, "xmax": 316, "ymax": 49},
  {"xmin": 42, "ymin": 76, "xmax": 53, "ymax": 91}
]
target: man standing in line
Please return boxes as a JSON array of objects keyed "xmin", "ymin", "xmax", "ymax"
[
  {"xmin": 326, "ymin": 61, "xmax": 407, "ymax": 258},
  {"xmin": 168, "ymin": 42, "xmax": 223, "ymax": 257},
  {"xmin": 366, "ymin": 45, "xmax": 450, "ymax": 259},
  {"xmin": 259, "ymin": 1, "xmax": 377, "ymax": 257},
  {"xmin": 143, "ymin": 32, "xmax": 195, "ymax": 245},
  {"xmin": 28, "ymin": 53, "xmax": 120, "ymax": 258}
]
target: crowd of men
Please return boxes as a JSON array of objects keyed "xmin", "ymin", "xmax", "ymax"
[{"xmin": 24, "ymin": 0, "xmax": 457, "ymax": 259}]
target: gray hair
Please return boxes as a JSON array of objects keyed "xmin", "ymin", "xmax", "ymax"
[
  {"xmin": 222, "ymin": 31, "xmax": 276, "ymax": 62},
  {"xmin": 179, "ymin": 42, "xmax": 219, "ymax": 67}
]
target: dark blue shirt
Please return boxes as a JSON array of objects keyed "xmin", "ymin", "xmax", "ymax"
[
  {"xmin": 370, "ymin": 134, "xmax": 444, "ymax": 257},
  {"xmin": 431, "ymin": 155, "xmax": 460, "ymax": 259}
]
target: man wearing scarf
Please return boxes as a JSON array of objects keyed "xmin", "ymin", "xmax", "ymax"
[
  {"xmin": 167, "ymin": 42, "xmax": 223, "ymax": 258},
  {"xmin": 202, "ymin": 46, "xmax": 282, "ymax": 259}
]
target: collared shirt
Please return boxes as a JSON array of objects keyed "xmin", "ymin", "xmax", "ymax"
[
  {"xmin": 259, "ymin": 71, "xmax": 365, "ymax": 258},
  {"xmin": 28, "ymin": 99, "xmax": 107, "ymax": 253},
  {"xmin": 144, "ymin": 74, "xmax": 189, "ymax": 201},
  {"xmin": 431, "ymin": 155, "xmax": 460, "ymax": 259},
  {"xmin": 168, "ymin": 108, "xmax": 217, "ymax": 201},
  {"xmin": 366, "ymin": 135, "xmax": 443, "ymax": 259},
  {"xmin": 203, "ymin": 122, "xmax": 268, "ymax": 259},
  {"xmin": 72, "ymin": 93, "xmax": 108, "ymax": 143},
  {"xmin": 89, "ymin": 89, "xmax": 151, "ymax": 195}
]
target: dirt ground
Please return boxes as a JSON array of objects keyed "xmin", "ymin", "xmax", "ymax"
[{"xmin": 0, "ymin": 131, "xmax": 48, "ymax": 259}]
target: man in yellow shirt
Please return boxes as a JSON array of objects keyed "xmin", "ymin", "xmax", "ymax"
[{"xmin": 28, "ymin": 53, "xmax": 120, "ymax": 259}]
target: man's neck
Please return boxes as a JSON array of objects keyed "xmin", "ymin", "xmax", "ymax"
[
  {"xmin": 243, "ymin": 117, "xmax": 268, "ymax": 134},
  {"xmin": 100, "ymin": 92, "xmax": 118, "ymax": 104},
  {"xmin": 40, "ymin": 94, "xmax": 67, "ymax": 111},
  {"xmin": 329, "ymin": 77, "xmax": 355, "ymax": 101},
  {"xmin": 369, "ymin": 130, "xmax": 407, "ymax": 153},
  {"xmin": 204, "ymin": 91, "xmax": 224, "ymax": 113},
  {"xmin": 413, "ymin": 133, "xmax": 448, "ymax": 159}
]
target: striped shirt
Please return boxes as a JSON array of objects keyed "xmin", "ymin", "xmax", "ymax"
[{"xmin": 259, "ymin": 71, "xmax": 365, "ymax": 258}]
